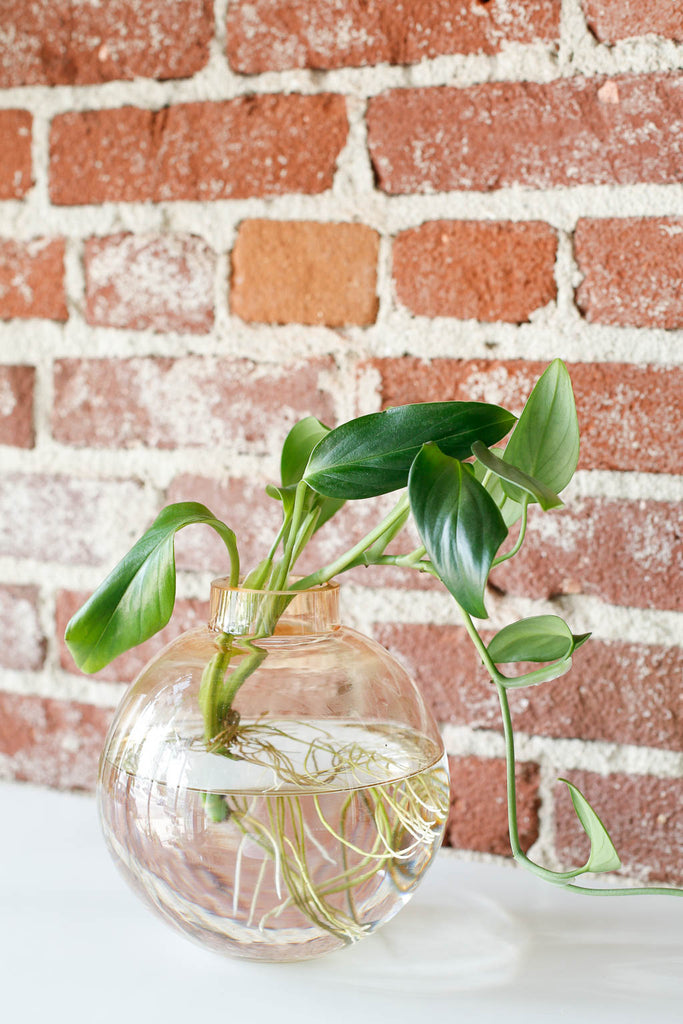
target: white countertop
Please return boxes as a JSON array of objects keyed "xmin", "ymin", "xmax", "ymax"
[{"xmin": 1, "ymin": 781, "xmax": 681, "ymax": 1024}]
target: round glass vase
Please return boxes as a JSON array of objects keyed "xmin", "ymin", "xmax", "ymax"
[{"xmin": 97, "ymin": 580, "xmax": 449, "ymax": 962}]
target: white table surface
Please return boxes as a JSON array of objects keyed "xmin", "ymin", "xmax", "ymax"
[{"xmin": 1, "ymin": 781, "xmax": 681, "ymax": 1024}]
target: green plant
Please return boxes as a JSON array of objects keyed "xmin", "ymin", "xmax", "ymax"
[{"xmin": 66, "ymin": 359, "xmax": 681, "ymax": 899}]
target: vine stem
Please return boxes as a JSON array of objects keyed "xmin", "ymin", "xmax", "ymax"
[
  {"xmin": 458, "ymin": 606, "xmax": 683, "ymax": 897},
  {"xmin": 492, "ymin": 497, "xmax": 529, "ymax": 567}
]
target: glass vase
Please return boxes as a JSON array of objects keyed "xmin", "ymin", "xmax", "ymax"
[{"xmin": 97, "ymin": 580, "xmax": 449, "ymax": 962}]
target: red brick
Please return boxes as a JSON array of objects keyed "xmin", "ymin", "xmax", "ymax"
[
  {"xmin": 365, "ymin": 357, "xmax": 683, "ymax": 475},
  {"xmin": 446, "ymin": 755, "xmax": 540, "ymax": 856},
  {"xmin": 491, "ymin": 497, "xmax": 683, "ymax": 613},
  {"xmin": 582, "ymin": 1, "xmax": 683, "ymax": 44},
  {"xmin": 0, "ymin": 585, "xmax": 46, "ymax": 671},
  {"xmin": 231, "ymin": 221, "xmax": 379, "ymax": 327},
  {"xmin": 375, "ymin": 623, "xmax": 683, "ymax": 752},
  {"xmin": 49, "ymin": 96, "xmax": 348, "ymax": 205},
  {"xmin": 393, "ymin": 221, "xmax": 557, "ymax": 323},
  {"xmin": 0, "ymin": 365, "xmax": 35, "ymax": 447},
  {"xmin": 227, "ymin": 0, "xmax": 560, "ymax": 72},
  {"xmin": 0, "ymin": 692, "xmax": 112, "ymax": 790},
  {"xmin": 52, "ymin": 356, "xmax": 336, "ymax": 451},
  {"xmin": 0, "ymin": 0, "xmax": 212, "ymax": 86},
  {"xmin": 57, "ymin": 591, "xmax": 209, "ymax": 683},
  {"xmin": 85, "ymin": 234, "xmax": 215, "ymax": 334},
  {"xmin": 575, "ymin": 218, "xmax": 683, "ymax": 329},
  {"xmin": 367, "ymin": 74, "xmax": 683, "ymax": 193},
  {"xmin": 554, "ymin": 770, "xmax": 683, "ymax": 886},
  {"xmin": 0, "ymin": 475, "xmax": 147, "ymax": 565},
  {"xmin": 0, "ymin": 110, "xmax": 31, "ymax": 199},
  {"xmin": 0, "ymin": 239, "xmax": 67, "ymax": 321}
]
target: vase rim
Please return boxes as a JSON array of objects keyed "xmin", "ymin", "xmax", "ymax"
[
  {"xmin": 209, "ymin": 577, "xmax": 340, "ymax": 635},
  {"xmin": 210, "ymin": 576, "xmax": 339, "ymax": 597}
]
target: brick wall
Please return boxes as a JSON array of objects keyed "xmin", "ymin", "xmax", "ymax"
[{"xmin": 1, "ymin": 0, "xmax": 682, "ymax": 885}]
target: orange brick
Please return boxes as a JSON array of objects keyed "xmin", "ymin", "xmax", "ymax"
[{"xmin": 231, "ymin": 221, "xmax": 379, "ymax": 326}]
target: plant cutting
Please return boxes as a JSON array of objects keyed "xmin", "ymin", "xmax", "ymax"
[{"xmin": 66, "ymin": 358, "xmax": 681, "ymax": 962}]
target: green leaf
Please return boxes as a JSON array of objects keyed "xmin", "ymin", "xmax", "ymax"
[
  {"xmin": 408, "ymin": 443, "xmax": 507, "ymax": 619},
  {"xmin": 305, "ymin": 402, "xmax": 516, "ymax": 499},
  {"xmin": 560, "ymin": 779, "xmax": 622, "ymax": 874},
  {"xmin": 488, "ymin": 615, "xmax": 575, "ymax": 664},
  {"xmin": 277, "ymin": 417, "xmax": 345, "ymax": 532},
  {"xmin": 266, "ymin": 482, "xmax": 297, "ymax": 521},
  {"xmin": 281, "ymin": 416, "xmax": 331, "ymax": 487},
  {"xmin": 64, "ymin": 503, "xmax": 238, "ymax": 674},
  {"xmin": 472, "ymin": 451, "xmax": 524, "ymax": 527},
  {"xmin": 502, "ymin": 360, "xmax": 579, "ymax": 503},
  {"xmin": 472, "ymin": 441, "xmax": 563, "ymax": 511}
]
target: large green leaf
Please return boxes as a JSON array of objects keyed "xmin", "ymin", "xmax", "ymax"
[
  {"xmin": 472, "ymin": 441, "xmax": 563, "ymax": 511},
  {"xmin": 560, "ymin": 779, "xmax": 622, "ymax": 874},
  {"xmin": 488, "ymin": 615, "xmax": 576, "ymax": 663},
  {"xmin": 502, "ymin": 360, "xmax": 579, "ymax": 503},
  {"xmin": 305, "ymin": 402, "xmax": 516, "ymax": 499},
  {"xmin": 408, "ymin": 443, "xmax": 507, "ymax": 619},
  {"xmin": 65, "ymin": 503, "xmax": 238, "ymax": 674}
]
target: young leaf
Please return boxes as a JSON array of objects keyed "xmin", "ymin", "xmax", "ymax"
[
  {"xmin": 560, "ymin": 779, "xmax": 622, "ymax": 874},
  {"xmin": 488, "ymin": 615, "xmax": 575, "ymax": 664},
  {"xmin": 502, "ymin": 360, "xmax": 579, "ymax": 503},
  {"xmin": 65, "ymin": 503, "xmax": 238, "ymax": 674},
  {"xmin": 281, "ymin": 416, "xmax": 331, "ymax": 487},
  {"xmin": 305, "ymin": 402, "xmax": 516, "ymax": 499},
  {"xmin": 408, "ymin": 443, "xmax": 507, "ymax": 619},
  {"xmin": 278, "ymin": 418, "xmax": 345, "ymax": 531},
  {"xmin": 472, "ymin": 452, "xmax": 524, "ymax": 527},
  {"xmin": 472, "ymin": 441, "xmax": 563, "ymax": 511}
]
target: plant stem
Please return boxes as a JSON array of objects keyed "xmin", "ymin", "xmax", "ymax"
[
  {"xmin": 365, "ymin": 554, "xmax": 438, "ymax": 577},
  {"xmin": 269, "ymin": 480, "xmax": 309, "ymax": 590},
  {"xmin": 292, "ymin": 493, "xmax": 411, "ymax": 590},
  {"xmin": 492, "ymin": 497, "xmax": 529, "ymax": 567},
  {"xmin": 494, "ymin": 677, "xmax": 683, "ymax": 896},
  {"xmin": 198, "ymin": 633, "xmax": 234, "ymax": 742}
]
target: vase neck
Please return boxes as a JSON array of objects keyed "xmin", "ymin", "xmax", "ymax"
[{"xmin": 208, "ymin": 579, "xmax": 340, "ymax": 636}]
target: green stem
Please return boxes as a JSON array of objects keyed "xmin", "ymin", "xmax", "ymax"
[
  {"xmin": 269, "ymin": 480, "xmax": 309, "ymax": 590},
  {"xmin": 292, "ymin": 493, "xmax": 411, "ymax": 590},
  {"xmin": 494, "ymin": 676, "xmax": 579, "ymax": 884},
  {"xmin": 219, "ymin": 642, "xmax": 268, "ymax": 708},
  {"xmin": 459, "ymin": 601, "xmax": 683, "ymax": 895},
  {"xmin": 494, "ymin": 677, "xmax": 683, "ymax": 896},
  {"xmin": 365, "ymin": 554, "xmax": 438, "ymax": 577},
  {"xmin": 243, "ymin": 517, "xmax": 289, "ymax": 589},
  {"xmin": 492, "ymin": 497, "xmax": 529, "ymax": 567},
  {"xmin": 198, "ymin": 633, "xmax": 235, "ymax": 743}
]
